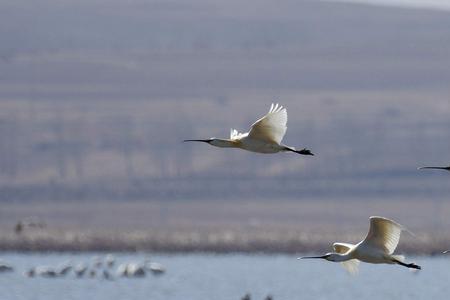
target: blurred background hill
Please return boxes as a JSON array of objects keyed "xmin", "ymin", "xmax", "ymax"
[{"xmin": 0, "ymin": 0, "xmax": 449, "ymax": 250}]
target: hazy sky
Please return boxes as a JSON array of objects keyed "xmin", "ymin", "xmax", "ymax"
[{"xmin": 1, "ymin": 0, "xmax": 449, "ymax": 204}]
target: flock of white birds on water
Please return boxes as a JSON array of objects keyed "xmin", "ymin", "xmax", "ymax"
[
  {"xmin": 185, "ymin": 103, "xmax": 450, "ymax": 274},
  {"xmin": 0, "ymin": 254, "xmax": 165, "ymax": 279}
]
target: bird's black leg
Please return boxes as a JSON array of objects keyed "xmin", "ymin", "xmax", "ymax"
[
  {"xmin": 283, "ymin": 147, "xmax": 314, "ymax": 156},
  {"xmin": 393, "ymin": 259, "xmax": 421, "ymax": 270}
]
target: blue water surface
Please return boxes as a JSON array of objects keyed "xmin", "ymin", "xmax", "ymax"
[{"xmin": 0, "ymin": 253, "xmax": 448, "ymax": 300}]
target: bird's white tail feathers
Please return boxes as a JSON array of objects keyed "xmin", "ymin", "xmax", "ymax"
[{"xmin": 340, "ymin": 259, "xmax": 360, "ymax": 275}]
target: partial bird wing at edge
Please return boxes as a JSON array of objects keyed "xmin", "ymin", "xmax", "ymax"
[
  {"xmin": 361, "ymin": 216, "xmax": 404, "ymax": 254},
  {"xmin": 248, "ymin": 103, "xmax": 288, "ymax": 144}
]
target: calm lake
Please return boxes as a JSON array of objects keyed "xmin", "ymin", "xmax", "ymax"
[{"xmin": 0, "ymin": 253, "xmax": 448, "ymax": 300}]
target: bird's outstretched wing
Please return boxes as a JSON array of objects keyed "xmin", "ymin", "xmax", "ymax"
[
  {"xmin": 248, "ymin": 103, "xmax": 287, "ymax": 144},
  {"xmin": 361, "ymin": 216, "xmax": 404, "ymax": 254}
]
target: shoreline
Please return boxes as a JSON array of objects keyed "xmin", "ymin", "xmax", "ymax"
[{"xmin": 1, "ymin": 230, "xmax": 448, "ymax": 255}]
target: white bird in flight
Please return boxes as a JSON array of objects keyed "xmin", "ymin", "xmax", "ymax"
[
  {"xmin": 184, "ymin": 103, "xmax": 314, "ymax": 155},
  {"xmin": 418, "ymin": 165, "xmax": 450, "ymax": 172},
  {"xmin": 299, "ymin": 216, "xmax": 421, "ymax": 274}
]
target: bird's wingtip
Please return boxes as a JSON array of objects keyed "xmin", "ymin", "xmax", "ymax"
[{"xmin": 369, "ymin": 216, "xmax": 408, "ymax": 232}]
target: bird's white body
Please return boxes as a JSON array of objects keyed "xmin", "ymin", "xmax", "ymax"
[
  {"xmin": 211, "ymin": 135, "xmax": 287, "ymax": 154},
  {"xmin": 185, "ymin": 103, "xmax": 313, "ymax": 156},
  {"xmin": 239, "ymin": 137, "xmax": 286, "ymax": 154},
  {"xmin": 300, "ymin": 216, "xmax": 420, "ymax": 274},
  {"xmin": 335, "ymin": 242, "xmax": 402, "ymax": 264}
]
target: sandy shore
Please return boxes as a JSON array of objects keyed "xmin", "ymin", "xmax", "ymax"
[
  {"xmin": 1, "ymin": 228, "xmax": 449, "ymax": 255},
  {"xmin": 1, "ymin": 198, "xmax": 450, "ymax": 254}
]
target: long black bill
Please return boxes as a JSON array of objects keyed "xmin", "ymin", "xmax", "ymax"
[
  {"xmin": 418, "ymin": 166, "xmax": 450, "ymax": 171},
  {"xmin": 183, "ymin": 139, "xmax": 212, "ymax": 143},
  {"xmin": 298, "ymin": 255, "xmax": 328, "ymax": 260}
]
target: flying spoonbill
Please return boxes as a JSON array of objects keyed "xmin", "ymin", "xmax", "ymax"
[
  {"xmin": 300, "ymin": 216, "xmax": 421, "ymax": 274},
  {"xmin": 418, "ymin": 165, "xmax": 450, "ymax": 172},
  {"xmin": 184, "ymin": 103, "xmax": 314, "ymax": 155}
]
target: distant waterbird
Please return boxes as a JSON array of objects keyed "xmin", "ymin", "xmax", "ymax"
[
  {"xmin": 299, "ymin": 216, "xmax": 421, "ymax": 274},
  {"xmin": 418, "ymin": 165, "xmax": 450, "ymax": 172},
  {"xmin": 57, "ymin": 264, "xmax": 72, "ymax": 276},
  {"xmin": 14, "ymin": 219, "xmax": 46, "ymax": 234},
  {"xmin": 74, "ymin": 264, "xmax": 88, "ymax": 278},
  {"xmin": 25, "ymin": 268, "xmax": 35, "ymax": 277},
  {"xmin": 105, "ymin": 254, "xmax": 115, "ymax": 268},
  {"xmin": 184, "ymin": 103, "xmax": 314, "ymax": 155},
  {"xmin": 35, "ymin": 266, "xmax": 58, "ymax": 278},
  {"xmin": 126, "ymin": 263, "xmax": 146, "ymax": 277},
  {"xmin": 145, "ymin": 261, "xmax": 166, "ymax": 275},
  {"xmin": 0, "ymin": 261, "xmax": 13, "ymax": 273},
  {"xmin": 102, "ymin": 269, "xmax": 113, "ymax": 280},
  {"xmin": 117, "ymin": 263, "xmax": 128, "ymax": 277},
  {"xmin": 117, "ymin": 263, "xmax": 146, "ymax": 278},
  {"xmin": 241, "ymin": 293, "xmax": 251, "ymax": 300},
  {"xmin": 91, "ymin": 256, "xmax": 103, "ymax": 268},
  {"xmin": 88, "ymin": 269, "xmax": 96, "ymax": 278}
]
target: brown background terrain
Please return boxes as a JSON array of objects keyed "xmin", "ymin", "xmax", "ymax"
[{"xmin": 0, "ymin": 0, "xmax": 449, "ymax": 253}]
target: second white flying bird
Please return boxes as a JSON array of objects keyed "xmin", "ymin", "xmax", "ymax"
[
  {"xmin": 184, "ymin": 103, "xmax": 314, "ymax": 155},
  {"xmin": 300, "ymin": 216, "xmax": 421, "ymax": 274}
]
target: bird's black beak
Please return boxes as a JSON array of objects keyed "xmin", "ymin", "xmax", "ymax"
[
  {"xmin": 183, "ymin": 139, "xmax": 212, "ymax": 144},
  {"xmin": 298, "ymin": 148, "xmax": 314, "ymax": 156},
  {"xmin": 418, "ymin": 166, "xmax": 450, "ymax": 171},
  {"xmin": 298, "ymin": 255, "xmax": 328, "ymax": 260}
]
